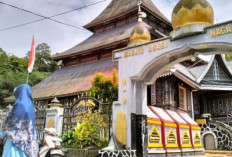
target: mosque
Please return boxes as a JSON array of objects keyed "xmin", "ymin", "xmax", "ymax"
[{"xmin": 5, "ymin": 0, "xmax": 232, "ymax": 156}]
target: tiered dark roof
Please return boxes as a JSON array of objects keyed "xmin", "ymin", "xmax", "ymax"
[
  {"xmin": 84, "ymin": 0, "xmax": 170, "ymax": 30},
  {"xmin": 52, "ymin": 22, "xmax": 137, "ymax": 59},
  {"xmin": 52, "ymin": 0, "xmax": 172, "ymax": 60}
]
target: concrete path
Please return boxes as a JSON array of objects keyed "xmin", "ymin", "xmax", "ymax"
[
  {"xmin": 184, "ymin": 155, "xmax": 232, "ymax": 157},
  {"xmin": 184, "ymin": 150, "xmax": 232, "ymax": 157}
]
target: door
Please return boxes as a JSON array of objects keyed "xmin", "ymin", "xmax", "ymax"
[{"xmin": 204, "ymin": 134, "xmax": 216, "ymax": 150}]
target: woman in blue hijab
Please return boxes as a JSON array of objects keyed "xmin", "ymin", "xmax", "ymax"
[{"xmin": 0, "ymin": 84, "xmax": 39, "ymax": 157}]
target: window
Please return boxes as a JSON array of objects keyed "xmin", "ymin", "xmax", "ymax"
[
  {"xmin": 228, "ymin": 99, "xmax": 232, "ymax": 110},
  {"xmin": 179, "ymin": 86, "xmax": 187, "ymax": 110},
  {"xmin": 147, "ymin": 85, "xmax": 152, "ymax": 106},
  {"xmin": 213, "ymin": 60, "xmax": 219, "ymax": 80},
  {"xmin": 187, "ymin": 90, "xmax": 192, "ymax": 111},
  {"xmin": 215, "ymin": 100, "xmax": 219, "ymax": 112},
  {"xmin": 209, "ymin": 100, "xmax": 213, "ymax": 113},
  {"xmin": 219, "ymin": 100, "xmax": 223, "ymax": 112},
  {"xmin": 223, "ymin": 100, "xmax": 227, "ymax": 112}
]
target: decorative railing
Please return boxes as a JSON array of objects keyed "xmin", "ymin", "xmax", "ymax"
[
  {"xmin": 35, "ymin": 105, "xmax": 46, "ymax": 141},
  {"xmin": 200, "ymin": 120, "xmax": 232, "ymax": 150},
  {"xmin": 212, "ymin": 117, "xmax": 232, "ymax": 126}
]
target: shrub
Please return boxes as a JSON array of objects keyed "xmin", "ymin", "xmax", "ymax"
[
  {"xmin": 61, "ymin": 130, "xmax": 76, "ymax": 148},
  {"xmin": 61, "ymin": 111, "xmax": 108, "ymax": 149},
  {"xmin": 74, "ymin": 111, "xmax": 108, "ymax": 149}
]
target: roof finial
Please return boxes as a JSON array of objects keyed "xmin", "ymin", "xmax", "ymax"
[
  {"xmin": 137, "ymin": 0, "xmax": 146, "ymax": 22},
  {"xmin": 137, "ymin": 0, "xmax": 142, "ymax": 12}
]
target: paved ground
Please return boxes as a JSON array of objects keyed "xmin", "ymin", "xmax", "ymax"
[
  {"xmin": 204, "ymin": 150, "xmax": 232, "ymax": 157},
  {"xmin": 204, "ymin": 154, "xmax": 232, "ymax": 157},
  {"xmin": 184, "ymin": 155, "xmax": 232, "ymax": 157},
  {"xmin": 184, "ymin": 151, "xmax": 232, "ymax": 157}
]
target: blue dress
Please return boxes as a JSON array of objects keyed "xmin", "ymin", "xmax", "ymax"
[
  {"xmin": 2, "ymin": 84, "xmax": 39, "ymax": 157},
  {"xmin": 0, "ymin": 131, "xmax": 26, "ymax": 157}
]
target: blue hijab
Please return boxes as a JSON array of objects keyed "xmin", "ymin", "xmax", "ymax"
[{"xmin": 3, "ymin": 84, "xmax": 38, "ymax": 157}]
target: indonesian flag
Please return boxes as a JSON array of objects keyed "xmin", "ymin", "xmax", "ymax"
[{"xmin": 28, "ymin": 36, "xmax": 35, "ymax": 73}]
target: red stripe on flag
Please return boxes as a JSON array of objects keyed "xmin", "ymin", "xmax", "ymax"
[{"xmin": 28, "ymin": 36, "xmax": 35, "ymax": 73}]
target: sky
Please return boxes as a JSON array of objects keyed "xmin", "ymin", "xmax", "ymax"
[{"xmin": 0, "ymin": 0, "xmax": 231, "ymax": 58}]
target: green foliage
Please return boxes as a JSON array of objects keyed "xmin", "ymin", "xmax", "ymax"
[
  {"xmin": 61, "ymin": 111, "xmax": 108, "ymax": 149},
  {"xmin": 75, "ymin": 111, "xmax": 108, "ymax": 149},
  {"xmin": 26, "ymin": 43, "xmax": 58, "ymax": 73},
  {"xmin": 61, "ymin": 130, "xmax": 76, "ymax": 148},
  {"xmin": 0, "ymin": 43, "xmax": 58, "ymax": 107},
  {"xmin": 0, "ymin": 52, "xmax": 28, "ymax": 107},
  {"xmin": 88, "ymin": 71, "xmax": 118, "ymax": 129},
  {"xmin": 35, "ymin": 43, "xmax": 58, "ymax": 72},
  {"xmin": 61, "ymin": 71, "xmax": 118, "ymax": 149},
  {"xmin": 27, "ymin": 71, "xmax": 51, "ymax": 86},
  {"xmin": 225, "ymin": 54, "xmax": 232, "ymax": 61},
  {"xmin": 88, "ymin": 70, "xmax": 118, "ymax": 103}
]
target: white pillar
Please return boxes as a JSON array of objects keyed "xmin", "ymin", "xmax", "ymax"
[{"xmin": 45, "ymin": 106, "xmax": 64, "ymax": 136}]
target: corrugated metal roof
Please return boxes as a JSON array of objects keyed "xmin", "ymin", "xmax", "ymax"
[
  {"xmin": 174, "ymin": 64, "xmax": 197, "ymax": 81},
  {"xmin": 5, "ymin": 59, "xmax": 117, "ymax": 102},
  {"xmin": 52, "ymin": 22, "xmax": 138, "ymax": 60},
  {"xmin": 188, "ymin": 64, "xmax": 208, "ymax": 79},
  {"xmin": 84, "ymin": 0, "xmax": 170, "ymax": 29}
]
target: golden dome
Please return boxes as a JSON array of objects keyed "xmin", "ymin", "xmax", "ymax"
[
  {"xmin": 130, "ymin": 22, "xmax": 151, "ymax": 45},
  {"xmin": 171, "ymin": 0, "xmax": 214, "ymax": 30}
]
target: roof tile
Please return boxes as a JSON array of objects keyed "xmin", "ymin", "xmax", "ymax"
[{"xmin": 5, "ymin": 59, "xmax": 117, "ymax": 102}]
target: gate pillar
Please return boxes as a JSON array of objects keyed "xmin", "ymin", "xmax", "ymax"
[
  {"xmin": 45, "ymin": 97, "xmax": 64, "ymax": 136},
  {"xmin": 112, "ymin": 80, "xmax": 148, "ymax": 156}
]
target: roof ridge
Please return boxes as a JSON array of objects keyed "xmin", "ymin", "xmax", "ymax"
[
  {"xmin": 84, "ymin": 0, "xmax": 170, "ymax": 30},
  {"xmin": 52, "ymin": 22, "xmax": 138, "ymax": 60}
]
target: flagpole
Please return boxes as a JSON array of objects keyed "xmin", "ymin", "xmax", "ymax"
[{"xmin": 26, "ymin": 72, "xmax": 29, "ymax": 84}]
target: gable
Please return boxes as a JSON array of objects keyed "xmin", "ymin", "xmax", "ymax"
[{"xmin": 201, "ymin": 56, "xmax": 232, "ymax": 85}]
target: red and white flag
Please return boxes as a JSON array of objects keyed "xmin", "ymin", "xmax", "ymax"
[{"xmin": 28, "ymin": 36, "xmax": 35, "ymax": 73}]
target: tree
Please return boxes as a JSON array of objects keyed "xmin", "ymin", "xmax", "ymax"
[
  {"xmin": 34, "ymin": 43, "xmax": 58, "ymax": 72},
  {"xmin": 25, "ymin": 43, "xmax": 58, "ymax": 72},
  {"xmin": 26, "ymin": 43, "xmax": 57, "ymax": 86},
  {"xmin": 0, "ymin": 52, "xmax": 28, "ymax": 107},
  {"xmin": 0, "ymin": 43, "xmax": 58, "ymax": 108},
  {"xmin": 88, "ymin": 69, "xmax": 118, "ymax": 103}
]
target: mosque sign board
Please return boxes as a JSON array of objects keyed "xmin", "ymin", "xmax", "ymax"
[
  {"xmin": 114, "ymin": 20, "xmax": 232, "ymax": 63},
  {"xmin": 210, "ymin": 23, "xmax": 232, "ymax": 38}
]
